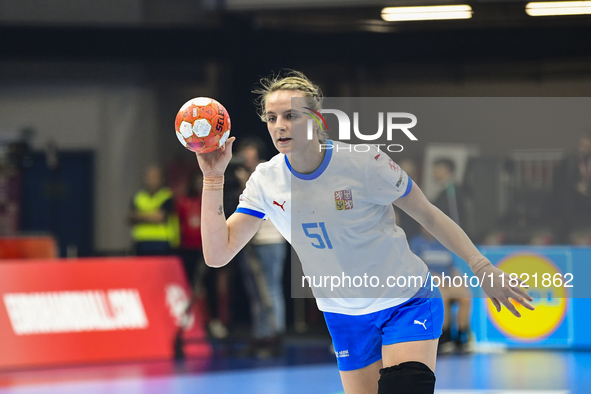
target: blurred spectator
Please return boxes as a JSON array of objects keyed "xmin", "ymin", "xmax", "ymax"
[
  {"xmin": 482, "ymin": 230, "xmax": 505, "ymax": 246},
  {"xmin": 175, "ymin": 170, "xmax": 204, "ymax": 288},
  {"xmin": 410, "ymin": 226, "xmax": 472, "ymax": 354},
  {"xmin": 237, "ymin": 137, "xmax": 287, "ymax": 358},
  {"xmin": 238, "ymin": 136, "xmax": 266, "ymax": 175},
  {"xmin": 197, "ymin": 264, "xmax": 231, "ymax": 339},
  {"xmin": 529, "ymin": 229, "xmax": 554, "ymax": 246},
  {"xmin": 557, "ymin": 132, "xmax": 591, "ymax": 244},
  {"xmin": 432, "ymin": 158, "xmax": 466, "ymax": 226},
  {"xmin": 196, "ymin": 152, "xmax": 251, "ymax": 340},
  {"xmin": 129, "ymin": 165, "xmax": 179, "ymax": 255}
]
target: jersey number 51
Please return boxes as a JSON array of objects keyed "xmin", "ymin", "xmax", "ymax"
[{"xmin": 302, "ymin": 222, "xmax": 333, "ymax": 249}]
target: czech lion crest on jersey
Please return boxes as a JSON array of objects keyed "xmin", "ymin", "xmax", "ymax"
[{"xmin": 335, "ymin": 189, "xmax": 353, "ymax": 211}]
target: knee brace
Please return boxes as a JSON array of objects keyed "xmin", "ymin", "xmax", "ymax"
[{"xmin": 378, "ymin": 361, "xmax": 435, "ymax": 394}]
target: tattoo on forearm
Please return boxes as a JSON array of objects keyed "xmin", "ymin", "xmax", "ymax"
[{"xmin": 218, "ymin": 205, "xmax": 223, "ymax": 216}]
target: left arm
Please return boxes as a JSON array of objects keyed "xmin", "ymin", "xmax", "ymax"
[
  {"xmin": 395, "ymin": 183, "xmax": 477, "ymax": 263},
  {"xmin": 394, "ymin": 182, "xmax": 534, "ymax": 317}
]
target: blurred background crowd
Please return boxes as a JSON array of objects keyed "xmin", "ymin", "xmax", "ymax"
[{"xmin": 1, "ymin": 0, "xmax": 591, "ymax": 359}]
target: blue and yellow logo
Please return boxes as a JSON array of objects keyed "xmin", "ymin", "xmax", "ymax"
[{"xmin": 487, "ymin": 253, "xmax": 568, "ymax": 341}]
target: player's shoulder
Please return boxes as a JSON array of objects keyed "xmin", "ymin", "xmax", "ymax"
[
  {"xmin": 250, "ymin": 153, "xmax": 286, "ymax": 180},
  {"xmin": 330, "ymin": 140, "xmax": 387, "ymax": 167}
]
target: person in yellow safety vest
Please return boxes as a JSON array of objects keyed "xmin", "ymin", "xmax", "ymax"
[{"xmin": 129, "ymin": 165, "xmax": 180, "ymax": 255}]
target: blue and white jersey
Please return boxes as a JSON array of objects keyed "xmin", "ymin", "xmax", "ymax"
[{"xmin": 236, "ymin": 140, "xmax": 428, "ymax": 315}]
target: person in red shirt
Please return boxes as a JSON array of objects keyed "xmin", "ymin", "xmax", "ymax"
[{"xmin": 176, "ymin": 170, "xmax": 204, "ymax": 285}]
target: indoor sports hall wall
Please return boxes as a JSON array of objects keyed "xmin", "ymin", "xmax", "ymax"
[
  {"xmin": 1, "ymin": 60, "xmax": 590, "ymax": 252},
  {"xmin": 342, "ymin": 67, "xmax": 591, "ymax": 159},
  {"xmin": 0, "ymin": 61, "xmax": 218, "ymax": 254},
  {"xmin": 0, "ymin": 84, "xmax": 159, "ymax": 253},
  {"xmin": 0, "ymin": 0, "xmax": 213, "ymax": 26}
]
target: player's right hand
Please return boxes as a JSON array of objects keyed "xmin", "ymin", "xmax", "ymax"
[{"xmin": 195, "ymin": 137, "xmax": 236, "ymax": 178}]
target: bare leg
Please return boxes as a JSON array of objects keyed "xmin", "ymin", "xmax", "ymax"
[
  {"xmin": 382, "ymin": 338, "xmax": 438, "ymax": 372},
  {"xmin": 339, "ymin": 359, "xmax": 383, "ymax": 394}
]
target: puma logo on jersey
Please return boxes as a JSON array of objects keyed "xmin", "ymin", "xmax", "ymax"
[
  {"xmin": 414, "ymin": 319, "xmax": 427, "ymax": 330},
  {"xmin": 374, "ymin": 154, "xmax": 381, "ymax": 161},
  {"xmin": 273, "ymin": 200, "xmax": 286, "ymax": 211}
]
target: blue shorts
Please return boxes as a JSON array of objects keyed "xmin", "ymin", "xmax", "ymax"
[{"xmin": 323, "ymin": 283, "xmax": 444, "ymax": 371}]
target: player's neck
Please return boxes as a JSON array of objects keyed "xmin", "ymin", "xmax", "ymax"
[{"xmin": 287, "ymin": 141, "xmax": 325, "ymax": 174}]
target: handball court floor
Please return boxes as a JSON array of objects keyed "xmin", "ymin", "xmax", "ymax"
[{"xmin": 0, "ymin": 339, "xmax": 589, "ymax": 394}]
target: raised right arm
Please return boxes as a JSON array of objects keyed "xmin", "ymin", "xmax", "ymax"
[
  {"xmin": 201, "ymin": 189, "xmax": 262, "ymax": 267},
  {"xmin": 197, "ymin": 137, "xmax": 263, "ymax": 267}
]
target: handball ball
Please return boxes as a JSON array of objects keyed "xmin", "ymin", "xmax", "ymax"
[{"xmin": 174, "ymin": 97, "xmax": 231, "ymax": 153}]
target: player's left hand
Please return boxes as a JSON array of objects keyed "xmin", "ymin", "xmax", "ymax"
[{"xmin": 474, "ymin": 261, "xmax": 535, "ymax": 318}]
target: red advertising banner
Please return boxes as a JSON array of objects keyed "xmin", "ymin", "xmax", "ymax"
[
  {"xmin": 0, "ymin": 236, "xmax": 57, "ymax": 259},
  {"xmin": 0, "ymin": 256, "xmax": 211, "ymax": 369}
]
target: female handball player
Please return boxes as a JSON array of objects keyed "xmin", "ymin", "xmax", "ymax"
[{"xmin": 195, "ymin": 71, "xmax": 534, "ymax": 394}]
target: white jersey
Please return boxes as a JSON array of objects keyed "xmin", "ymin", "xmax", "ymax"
[{"xmin": 236, "ymin": 140, "xmax": 428, "ymax": 315}]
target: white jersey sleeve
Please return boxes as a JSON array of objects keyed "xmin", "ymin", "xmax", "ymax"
[
  {"xmin": 366, "ymin": 152, "xmax": 413, "ymax": 205},
  {"xmin": 235, "ymin": 170, "xmax": 267, "ymax": 220}
]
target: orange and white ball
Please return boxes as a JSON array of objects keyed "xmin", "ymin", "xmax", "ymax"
[{"xmin": 174, "ymin": 97, "xmax": 231, "ymax": 153}]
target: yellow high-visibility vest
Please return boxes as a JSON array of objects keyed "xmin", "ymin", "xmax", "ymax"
[{"xmin": 131, "ymin": 188, "xmax": 179, "ymax": 247}]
